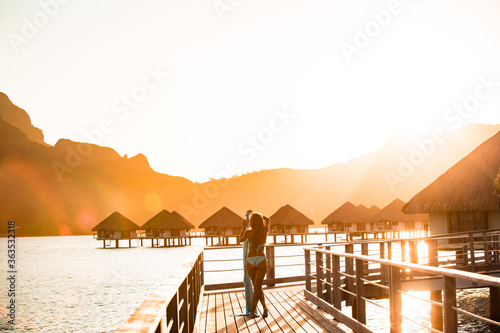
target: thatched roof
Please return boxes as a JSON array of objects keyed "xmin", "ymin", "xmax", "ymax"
[
  {"xmin": 91, "ymin": 211, "xmax": 140, "ymax": 231},
  {"xmin": 358, "ymin": 204, "xmax": 381, "ymax": 219},
  {"xmin": 270, "ymin": 204, "xmax": 314, "ymax": 226},
  {"xmin": 321, "ymin": 202, "xmax": 370, "ymax": 225},
  {"xmin": 367, "ymin": 205, "xmax": 381, "ymax": 218},
  {"xmin": 199, "ymin": 206, "xmax": 244, "ymax": 229},
  {"xmin": 171, "ymin": 211, "xmax": 195, "ymax": 229},
  {"xmin": 371, "ymin": 199, "xmax": 428, "ymax": 223},
  {"xmin": 358, "ymin": 204, "xmax": 369, "ymax": 215},
  {"xmin": 403, "ymin": 131, "xmax": 500, "ymax": 214},
  {"xmin": 141, "ymin": 209, "xmax": 194, "ymax": 230},
  {"xmin": 495, "ymin": 170, "xmax": 500, "ymax": 195}
]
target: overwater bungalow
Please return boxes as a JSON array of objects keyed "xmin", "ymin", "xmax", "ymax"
[
  {"xmin": 321, "ymin": 201, "xmax": 372, "ymax": 240},
  {"xmin": 371, "ymin": 198, "xmax": 428, "ymax": 237},
  {"xmin": 366, "ymin": 204, "xmax": 382, "ymax": 218},
  {"xmin": 141, "ymin": 210, "xmax": 194, "ymax": 247},
  {"xmin": 198, "ymin": 206, "xmax": 244, "ymax": 245},
  {"xmin": 92, "ymin": 211, "xmax": 140, "ymax": 248},
  {"xmin": 403, "ymin": 130, "xmax": 500, "ymax": 241},
  {"xmin": 269, "ymin": 204, "xmax": 314, "ymax": 243}
]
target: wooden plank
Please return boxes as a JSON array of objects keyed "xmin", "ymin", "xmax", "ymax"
[
  {"xmin": 197, "ymin": 288, "xmax": 352, "ymax": 333},
  {"xmin": 275, "ymin": 291, "xmax": 322, "ymax": 332},
  {"xmin": 290, "ymin": 293, "xmax": 351, "ymax": 333},
  {"xmin": 304, "ymin": 289, "xmax": 372, "ymax": 333},
  {"xmin": 224, "ymin": 292, "xmax": 243, "ymax": 331},
  {"xmin": 261, "ymin": 293, "xmax": 285, "ymax": 333},
  {"xmin": 268, "ymin": 291, "xmax": 303, "ymax": 332},
  {"xmin": 205, "ymin": 293, "xmax": 216, "ymax": 333},
  {"xmin": 234, "ymin": 292, "xmax": 252, "ymax": 332},
  {"xmin": 194, "ymin": 289, "xmax": 208, "ymax": 333},
  {"xmin": 226, "ymin": 292, "xmax": 243, "ymax": 333},
  {"xmin": 265, "ymin": 292, "xmax": 297, "ymax": 332},
  {"xmin": 215, "ymin": 293, "xmax": 227, "ymax": 333}
]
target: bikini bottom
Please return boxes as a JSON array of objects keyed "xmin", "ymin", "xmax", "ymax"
[{"xmin": 246, "ymin": 256, "xmax": 266, "ymax": 267}]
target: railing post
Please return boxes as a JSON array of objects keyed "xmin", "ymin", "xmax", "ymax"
[
  {"xmin": 484, "ymin": 232, "xmax": 490, "ymax": 264},
  {"xmin": 166, "ymin": 291, "xmax": 179, "ymax": 333},
  {"xmin": 316, "ymin": 250, "xmax": 324, "ymax": 300},
  {"xmin": 443, "ymin": 276, "xmax": 457, "ymax": 333},
  {"xmin": 490, "ymin": 286, "xmax": 500, "ymax": 324},
  {"xmin": 179, "ymin": 279, "xmax": 188, "ymax": 333},
  {"xmin": 410, "ymin": 240, "xmax": 418, "ymax": 264},
  {"xmin": 325, "ymin": 246, "xmax": 332, "ymax": 304},
  {"xmin": 200, "ymin": 252, "xmax": 205, "ymax": 288},
  {"xmin": 460, "ymin": 246, "xmax": 468, "ymax": 266},
  {"xmin": 345, "ymin": 244, "xmax": 355, "ymax": 307},
  {"xmin": 469, "ymin": 233, "xmax": 476, "ymax": 272},
  {"xmin": 266, "ymin": 245, "xmax": 275, "ymax": 287},
  {"xmin": 380, "ymin": 241, "xmax": 386, "ymax": 259},
  {"xmin": 361, "ymin": 242, "xmax": 369, "ymax": 274},
  {"xmin": 380, "ymin": 242, "xmax": 388, "ymax": 286},
  {"xmin": 427, "ymin": 239, "xmax": 443, "ymax": 331},
  {"xmin": 389, "ymin": 265, "xmax": 402, "ymax": 333},
  {"xmin": 187, "ymin": 269, "xmax": 194, "ymax": 332},
  {"xmin": 494, "ymin": 234, "xmax": 500, "ymax": 263},
  {"xmin": 355, "ymin": 258, "xmax": 366, "ymax": 324},
  {"xmin": 332, "ymin": 254, "xmax": 342, "ymax": 310},
  {"xmin": 427, "ymin": 239, "xmax": 438, "ymax": 266},
  {"xmin": 305, "ymin": 249, "xmax": 311, "ymax": 292}
]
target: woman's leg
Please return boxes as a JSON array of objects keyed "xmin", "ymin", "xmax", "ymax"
[{"xmin": 250, "ymin": 260, "xmax": 267, "ymax": 317}]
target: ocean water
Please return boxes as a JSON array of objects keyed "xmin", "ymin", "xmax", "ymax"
[
  {"xmin": 0, "ymin": 236, "xmax": 204, "ymax": 332},
  {"xmin": 0, "ymin": 234, "xmax": 494, "ymax": 332}
]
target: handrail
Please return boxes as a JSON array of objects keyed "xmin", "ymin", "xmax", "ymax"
[
  {"xmin": 117, "ymin": 250, "xmax": 204, "ymax": 333},
  {"xmin": 307, "ymin": 247, "xmax": 500, "ymax": 287},
  {"xmin": 202, "ymin": 229, "xmax": 500, "ymax": 291},
  {"xmin": 202, "ymin": 242, "xmax": 335, "ymax": 291},
  {"xmin": 304, "ymin": 246, "xmax": 500, "ymax": 333}
]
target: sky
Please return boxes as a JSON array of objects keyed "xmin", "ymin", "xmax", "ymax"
[{"xmin": 1, "ymin": 0, "xmax": 500, "ymax": 182}]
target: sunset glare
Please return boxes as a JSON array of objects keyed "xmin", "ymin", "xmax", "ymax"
[{"xmin": 1, "ymin": 0, "xmax": 499, "ymax": 182}]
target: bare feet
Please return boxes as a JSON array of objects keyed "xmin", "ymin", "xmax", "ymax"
[
  {"xmin": 249, "ymin": 313, "xmax": 259, "ymax": 319},
  {"xmin": 262, "ymin": 308, "xmax": 268, "ymax": 318}
]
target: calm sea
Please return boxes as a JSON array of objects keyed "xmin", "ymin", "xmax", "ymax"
[
  {"xmin": 0, "ymin": 236, "xmax": 205, "ymax": 332},
  {"xmin": 0, "ymin": 234, "xmax": 492, "ymax": 332}
]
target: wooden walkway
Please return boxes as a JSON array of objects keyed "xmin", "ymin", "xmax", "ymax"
[{"xmin": 194, "ymin": 286, "xmax": 351, "ymax": 333}]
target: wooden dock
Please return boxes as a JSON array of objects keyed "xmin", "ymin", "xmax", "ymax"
[
  {"xmin": 195, "ymin": 286, "xmax": 350, "ymax": 333},
  {"xmin": 117, "ymin": 230, "xmax": 500, "ymax": 333}
]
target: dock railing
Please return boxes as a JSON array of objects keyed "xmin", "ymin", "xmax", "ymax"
[
  {"xmin": 304, "ymin": 245, "xmax": 500, "ymax": 333},
  {"xmin": 117, "ymin": 250, "xmax": 204, "ymax": 333},
  {"xmin": 202, "ymin": 229, "xmax": 500, "ymax": 291},
  {"xmin": 202, "ymin": 242, "xmax": 315, "ymax": 290},
  {"xmin": 115, "ymin": 230, "xmax": 500, "ymax": 332}
]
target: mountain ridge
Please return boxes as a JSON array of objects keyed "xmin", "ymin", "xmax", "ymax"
[{"xmin": 1, "ymin": 92, "xmax": 499, "ymax": 236}]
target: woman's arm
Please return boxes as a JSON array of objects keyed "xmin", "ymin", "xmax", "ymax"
[
  {"xmin": 263, "ymin": 216, "xmax": 270, "ymax": 231},
  {"xmin": 239, "ymin": 219, "xmax": 248, "ymax": 243}
]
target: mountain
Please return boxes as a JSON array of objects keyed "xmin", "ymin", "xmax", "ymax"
[
  {"xmin": 1, "ymin": 92, "xmax": 499, "ymax": 236},
  {"xmin": 0, "ymin": 93, "xmax": 46, "ymax": 145},
  {"xmin": 179, "ymin": 123, "xmax": 500, "ymax": 227}
]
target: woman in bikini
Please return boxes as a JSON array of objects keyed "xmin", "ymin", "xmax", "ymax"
[{"xmin": 239, "ymin": 212, "xmax": 270, "ymax": 318}]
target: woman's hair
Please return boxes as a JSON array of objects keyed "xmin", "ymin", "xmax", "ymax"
[{"xmin": 250, "ymin": 212, "xmax": 266, "ymax": 246}]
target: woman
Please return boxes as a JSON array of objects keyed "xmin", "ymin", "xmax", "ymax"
[{"xmin": 239, "ymin": 212, "xmax": 270, "ymax": 318}]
